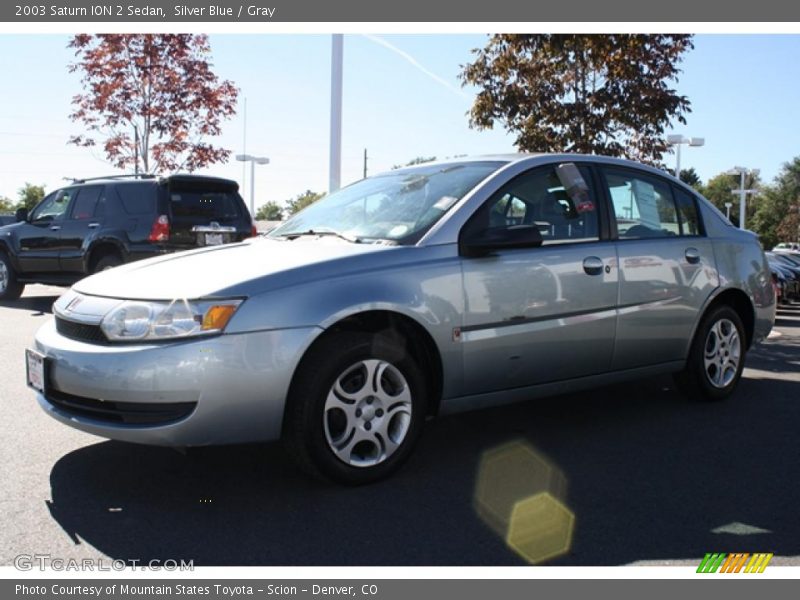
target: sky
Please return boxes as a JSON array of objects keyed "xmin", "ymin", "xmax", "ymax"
[{"xmin": 0, "ymin": 34, "xmax": 799, "ymax": 211}]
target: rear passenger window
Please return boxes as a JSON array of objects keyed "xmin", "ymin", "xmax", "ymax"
[
  {"xmin": 603, "ymin": 170, "xmax": 680, "ymax": 239},
  {"xmin": 470, "ymin": 163, "xmax": 600, "ymax": 245},
  {"xmin": 69, "ymin": 186, "xmax": 103, "ymax": 220},
  {"xmin": 116, "ymin": 183, "xmax": 156, "ymax": 214},
  {"xmin": 673, "ymin": 188, "xmax": 702, "ymax": 236}
]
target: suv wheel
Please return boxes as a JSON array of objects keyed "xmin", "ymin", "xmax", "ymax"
[
  {"xmin": 284, "ymin": 330, "xmax": 427, "ymax": 485},
  {"xmin": 674, "ymin": 305, "xmax": 746, "ymax": 402},
  {"xmin": 0, "ymin": 252, "xmax": 24, "ymax": 300},
  {"xmin": 93, "ymin": 254, "xmax": 122, "ymax": 273}
]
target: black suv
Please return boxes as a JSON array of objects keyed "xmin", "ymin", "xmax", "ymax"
[{"xmin": 0, "ymin": 174, "xmax": 255, "ymax": 300}]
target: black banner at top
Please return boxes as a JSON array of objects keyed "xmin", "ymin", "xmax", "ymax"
[{"xmin": 2, "ymin": 0, "xmax": 799, "ymax": 22}]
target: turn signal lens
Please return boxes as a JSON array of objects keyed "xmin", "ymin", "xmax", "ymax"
[{"xmin": 202, "ymin": 304, "xmax": 239, "ymax": 331}]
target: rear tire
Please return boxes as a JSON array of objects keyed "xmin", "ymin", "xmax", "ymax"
[
  {"xmin": 674, "ymin": 305, "xmax": 746, "ymax": 402},
  {"xmin": 93, "ymin": 254, "xmax": 122, "ymax": 273},
  {"xmin": 283, "ymin": 330, "xmax": 428, "ymax": 485},
  {"xmin": 0, "ymin": 252, "xmax": 24, "ymax": 300}
]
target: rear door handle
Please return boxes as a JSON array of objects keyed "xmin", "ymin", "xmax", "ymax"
[
  {"xmin": 88, "ymin": 223, "xmax": 100, "ymax": 228},
  {"xmin": 685, "ymin": 247, "xmax": 701, "ymax": 264},
  {"xmin": 583, "ymin": 256, "xmax": 604, "ymax": 275}
]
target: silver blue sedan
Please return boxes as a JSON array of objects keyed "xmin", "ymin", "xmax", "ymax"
[{"xmin": 28, "ymin": 154, "xmax": 775, "ymax": 483}]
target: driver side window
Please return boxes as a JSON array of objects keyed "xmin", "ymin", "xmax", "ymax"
[
  {"xmin": 31, "ymin": 189, "xmax": 73, "ymax": 222},
  {"xmin": 467, "ymin": 163, "xmax": 600, "ymax": 245}
]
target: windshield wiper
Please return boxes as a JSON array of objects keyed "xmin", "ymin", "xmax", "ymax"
[{"xmin": 278, "ymin": 229, "xmax": 362, "ymax": 244}]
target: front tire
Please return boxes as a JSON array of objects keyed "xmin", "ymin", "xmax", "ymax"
[
  {"xmin": 674, "ymin": 305, "xmax": 746, "ymax": 402},
  {"xmin": 0, "ymin": 252, "xmax": 24, "ymax": 300},
  {"xmin": 284, "ymin": 330, "xmax": 428, "ymax": 485}
]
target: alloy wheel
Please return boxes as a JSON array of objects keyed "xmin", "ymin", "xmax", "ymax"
[
  {"xmin": 323, "ymin": 359, "xmax": 413, "ymax": 467},
  {"xmin": 703, "ymin": 318, "xmax": 741, "ymax": 388}
]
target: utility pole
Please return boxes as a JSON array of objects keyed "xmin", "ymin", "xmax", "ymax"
[
  {"xmin": 363, "ymin": 148, "xmax": 368, "ymax": 179},
  {"xmin": 329, "ymin": 34, "xmax": 343, "ymax": 192},
  {"xmin": 134, "ymin": 124, "xmax": 139, "ymax": 176},
  {"xmin": 241, "ymin": 97, "xmax": 247, "ymax": 199},
  {"xmin": 726, "ymin": 166, "xmax": 759, "ymax": 230}
]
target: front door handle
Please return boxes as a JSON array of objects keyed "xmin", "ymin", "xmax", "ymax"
[
  {"xmin": 685, "ymin": 247, "xmax": 701, "ymax": 264},
  {"xmin": 87, "ymin": 222, "xmax": 100, "ymax": 228},
  {"xmin": 583, "ymin": 256, "xmax": 604, "ymax": 275},
  {"xmin": 49, "ymin": 225, "xmax": 61, "ymax": 232}
]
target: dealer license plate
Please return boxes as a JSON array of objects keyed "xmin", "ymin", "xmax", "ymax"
[{"xmin": 25, "ymin": 348, "xmax": 46, "ymax": 393}]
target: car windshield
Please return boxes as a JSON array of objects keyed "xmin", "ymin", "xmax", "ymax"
[{"xmin": 269, "ymin": 161, "xmax": 504, "ymax": 244}]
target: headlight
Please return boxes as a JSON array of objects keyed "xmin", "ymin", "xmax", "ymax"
[{"xmin": 100, "ymin": 299, "xmax": 243, "ymax": 341}]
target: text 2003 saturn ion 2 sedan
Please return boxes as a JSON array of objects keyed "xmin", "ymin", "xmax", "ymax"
[{"xmin": 28, "ymin": 154, "xmax": 775, "ymax": 484}]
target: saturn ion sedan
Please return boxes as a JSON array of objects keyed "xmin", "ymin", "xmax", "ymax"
[{"xmin": 28, "ymin": 154, "xmax": 775, "ymax": 484}]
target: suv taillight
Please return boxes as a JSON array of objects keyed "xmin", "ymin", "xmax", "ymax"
[
  {"xmin": 148, "ymin": 214, "xmax": 170, "ymax": 242},
  {"xmin": 249, "ymin": 223, "xmax": 258, "ymax": 238}
]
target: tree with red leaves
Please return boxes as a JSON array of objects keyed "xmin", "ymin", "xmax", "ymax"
[{"xmin": 68, "ymin": 34, "xmax": 238, "ymax": 174}]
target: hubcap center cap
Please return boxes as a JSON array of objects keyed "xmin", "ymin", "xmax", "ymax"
[{"xmin": 361, "ymin": 405, "xmax": 376, "ymax": 421}]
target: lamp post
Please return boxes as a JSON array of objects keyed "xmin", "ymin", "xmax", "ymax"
[
  {"xmin": 329, "ymin": 34, "xmax": 344, "ymax": 193},
  {"xmin": 724, "ymin": 202, "xmax": 733, "ymax": 221},
  {"xmin": 666, "ymin": 134, "xmax": 704, "ymax": 180},
  {"xmin": 235, "ymin": 154, "xmax": 270, "ymax": 217},
  {"xmin": 725, "ymin": 166, "xmax": 759, "ymax": 230}
]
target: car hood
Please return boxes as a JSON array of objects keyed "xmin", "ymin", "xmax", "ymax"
[{"xmin": 74, "ymin": 237, "xmax": 396, "ymax": 300}]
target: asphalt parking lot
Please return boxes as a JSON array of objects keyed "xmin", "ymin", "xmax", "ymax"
[{"xmin": 1, "ymin": 285, "xmax": 799, "ymax": 567}]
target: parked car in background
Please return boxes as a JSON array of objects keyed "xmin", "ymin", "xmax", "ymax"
[
  {"xmin": 0, "ymin": 174, "xmax": 255, "ymax": 300},
  {"xmin": 766, "ymin": 252, "xmax": 800, "ymax": 304},
  {"xmin": 0, "ymin": 214, "xmax": 16, "ymax": 227},
  {"xmin": 29, "ymin": 154, "xmax": 775, "ymax": 484},
  {"xmin": 773, "ymin": 242, "xmax": 800, "ymax": 253}
]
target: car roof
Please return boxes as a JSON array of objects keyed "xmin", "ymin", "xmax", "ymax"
[
  {"xmin": 392, "ymin": 152, "xmax": 672, "ymax": 172},
  {"xmin": 387, "ymin": 152, "xmax": 690, "ymax": 189},
  {"xmin": 66, "ymin": 174, "xmax": 238, "ymax": 188}
]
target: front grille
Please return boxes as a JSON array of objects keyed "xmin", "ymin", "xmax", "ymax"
[
  {"xmin": 56, "ymin": 317, "xmax": 108, "ymax": 344},
  {"xmin": 44, "ymin": 388, "xmax": 196, "ymax": 425}
]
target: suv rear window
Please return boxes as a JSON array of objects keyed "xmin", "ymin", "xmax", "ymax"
[{"xmin": 169, "ymin": 191, "xmax": 242, "ymax": 221}]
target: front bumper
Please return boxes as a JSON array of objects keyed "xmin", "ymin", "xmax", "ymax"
[{"xmin": 33, "ymin": 319, "xmax": 321, "ymax": 446}]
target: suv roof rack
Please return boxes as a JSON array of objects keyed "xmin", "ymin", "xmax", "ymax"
[{"xmin": 66, "ymin": 173, "xmax": 157, "ymax": 184}]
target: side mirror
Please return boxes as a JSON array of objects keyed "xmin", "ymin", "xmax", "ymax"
[
  {"xmin": 15, "ymin": 207, "xmax": 28, "ymax": 222},
  {"xmin": 460, "ymin": 224, "xmax": 543, "ymax": 258}
]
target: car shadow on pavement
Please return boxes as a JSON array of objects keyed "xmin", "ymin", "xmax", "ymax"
[
  {"xmin": 46, "ymin": 322, "xmax": 800, "ymax": 566},
  {"xmin": 0, "ymin": 295, "xmax": 58, "ymax": 315}
]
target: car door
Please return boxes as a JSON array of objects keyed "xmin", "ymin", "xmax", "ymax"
[
  {"xmin": 15, "ymin": 189, "xmax": 74, "ymax": 273},
  {"xmin": 58, "ymin": 185, "xmax": 105, "ymax": 273},
  {"xmin": 459, "ymin": 162, "xmax": 618, "ymax": 394},
  {"xmin": 598, "ymin": 166, "xmax": 718, "ymax": 370}
]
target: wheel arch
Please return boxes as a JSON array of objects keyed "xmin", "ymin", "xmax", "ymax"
[
  {"xmin": 86, "ymin": 240, "xmax": 126, "ymax": 273},
  {"xmin": 285, "ymin": 309, "xmax": 445, "ymax": 426},
  {"xmin": 693, "ymin": 287, "xmax": 756, "ymax": 350}
]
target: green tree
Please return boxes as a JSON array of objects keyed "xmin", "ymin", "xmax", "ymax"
[
  {"xmin": 286, "ymin": 190, "xmax": 324, "ymax": 216},
  {"xmin": 0, "ymin": 196, "xmax": 14, "ymax": 213},
  {"xmin": 17, "ymin": 183, "xmax": 46, "ymax": 211},
  {"xmin": 751, "ymin": 157, "xmax": 800, "ymax": 248},
  {"xmin": 460, "ymin": 34, "xmax": 694, "ymax": 165},
  {"xmin": 679, "ymin": 167, "xmax": 701, "ymax": 189},
  {"xmin": 699, "ymin": 171, "xmax": 761, "ymax": 227},
  {"xmin": 255, "ymin": 201, "xmax": 284, "ymax": 221}
]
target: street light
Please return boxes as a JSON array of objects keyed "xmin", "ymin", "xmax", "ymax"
[
  {"xmin": 329, "ymin": 34, "xmax": 344, "ymax": 193},
  {"xmin": 666, "ymin": 134, "xmax": 704, "ymax": 180},
  {"xmin": 235, "ymin": 154, "xmax": 270, "ymax": 217},
  {"xmin": 725, "ymin": 166, "xmax": 759, "ymax": 230},
  {"xmin": 724, "ymin": 202, "xmax": 733, "ymax": 221}
]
